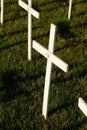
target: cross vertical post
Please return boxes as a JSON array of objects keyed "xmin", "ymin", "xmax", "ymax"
[
  {"xmin": 33, "ymin": 24, "xmax": 69, "ymax": 120},
  {"xmin": 68, "ymin": 0, "xmax": 72, "ymax": 20},
  {"xmin": 42, "ymin": 24, "xmax": 56, "ymax": 119},
  {"xmin": 28, "ymin": 0, "xmax": 32, "ymax": 60},
  {"xmin": 19, "ymin": 0, "xmax": 40, "ymax": 60},
  {"xmin": 1, "ymin": 0, "xmax": 4, "ymax": 24}
]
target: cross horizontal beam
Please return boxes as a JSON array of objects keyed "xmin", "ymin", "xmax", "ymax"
[
  {"xmin": 19, "ymin": 0, "xmax": 39, "ymax": 19},
  {"xmin": 33, "ymin": 40, "xmax": 69, "ymax": 73},
  {"xmin": 78, "ymin": 97, "xmax": 87, "ymax": 117}
]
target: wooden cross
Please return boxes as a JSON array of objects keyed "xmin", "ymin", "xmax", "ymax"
[
  {"xmin": 19, "ymin": 0, "xmax": 40, "ymax": 60},
  {"xmin": 33, "ymin": 24, "xmax": 69, "ymax": 119},
  {"xmin": 78, "ymin": 97, "xmax": 87, "ymax": 117},
  {"xmin": 0, "ymin": 0, "xmax": 4, "ymax": 24},
  {"xmin": 68, "ymin": 0, "xmax": 72, "ymax": 20}
]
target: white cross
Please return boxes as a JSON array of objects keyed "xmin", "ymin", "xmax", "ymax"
[
  {"xmin": 33, "ymin": 24, "xmax": 69, "ymax": 119},
  {"xmin": 0, "ymin": 0, "xmax": 4, "ymax": 24},
  {"xmin": 19, "ymin": 0, "xmax": 40, "ymax": 60},
  {"xmin": 78, "ymin": 97, "xmax": 87, "ymax": 117},
  {"xmin": 68, "ymin": 0, "xmax": 72, "ymax": 20}
]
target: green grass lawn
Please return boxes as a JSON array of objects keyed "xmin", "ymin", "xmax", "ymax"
[{"xmin": 0, "ymin": 0, "xmax": 87, "ymax": 129}]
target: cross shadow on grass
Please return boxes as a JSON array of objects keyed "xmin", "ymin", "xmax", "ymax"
[
  {"xmin": 0, "ymin": 39, "xmax": 27, "ymax": 51},
  {"xmin": 57, "ymin": 21, "xmax": 75, "ymax": 40},
  {"xmin": 0, "ymin": 70, "xmax": 21, "ymax": 103},
  {"xmin": 48, "ymin": 102, "xmax": 86, "ymax": 129}
]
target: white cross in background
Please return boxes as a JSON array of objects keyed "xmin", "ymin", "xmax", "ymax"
[
  {"xmin": 19, "ymin": 0, "xmax": 40, "ymax": 60},
  {"xmin": 33, "ymin": 24, "xmax": 69, "ymax": 119},
  {"xmin": 0, "ymin": 0, "xmax": 4, "ymax": 24},
  {"xmin": 68, "ymin": 0, "xmax": 72, "ymax": 20},
  {"xmin": 78, "ymin": 97, "xmax": 87, "ymax": 117}
]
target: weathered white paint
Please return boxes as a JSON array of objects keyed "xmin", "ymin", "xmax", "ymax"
[
  {"xmin": 19, "ymin": 0, "xmax": 40, "ymax": 60},
  {"xmin": 1, "ymin": 0, "xmax": 4, "ymax": 24},
  {"xmin": 78, "ymin": 97, "xmax": 87, "ymax": 117},
  {"xmin": 68, "ymin": 0, "xmax": 72, "ymax": 20},
  {"xmin": 33, "ymin": 24, "xmax": 69, "ymax": 119}
]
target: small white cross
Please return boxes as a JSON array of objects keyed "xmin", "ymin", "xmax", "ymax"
[
  {"xmin": 78, "ymin": 97, "xmax": 87, "ymax": 117},
  {"xmin": 68, "ymin": 0, "xmax": 72, "ymax": 20},
  {"xmin": 33, "ymin": 24, "xmax": 69, "ymax": 119},
  {"xmin": 19, "ymin": 0, "xmax": 40, "ymax": 60},
  {"xmin": 0, "ymin": 0, "xmax": 4, "ymax": 24}
]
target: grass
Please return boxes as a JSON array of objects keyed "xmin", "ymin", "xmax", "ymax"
[{"xmin": 0, "ymin": 0, "xmax": 87, "ymax": 129}]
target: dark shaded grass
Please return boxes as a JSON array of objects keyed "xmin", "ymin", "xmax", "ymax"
[{"xmin": 0, "ymin": 0, "xmax": 87, "ymax": 129}]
